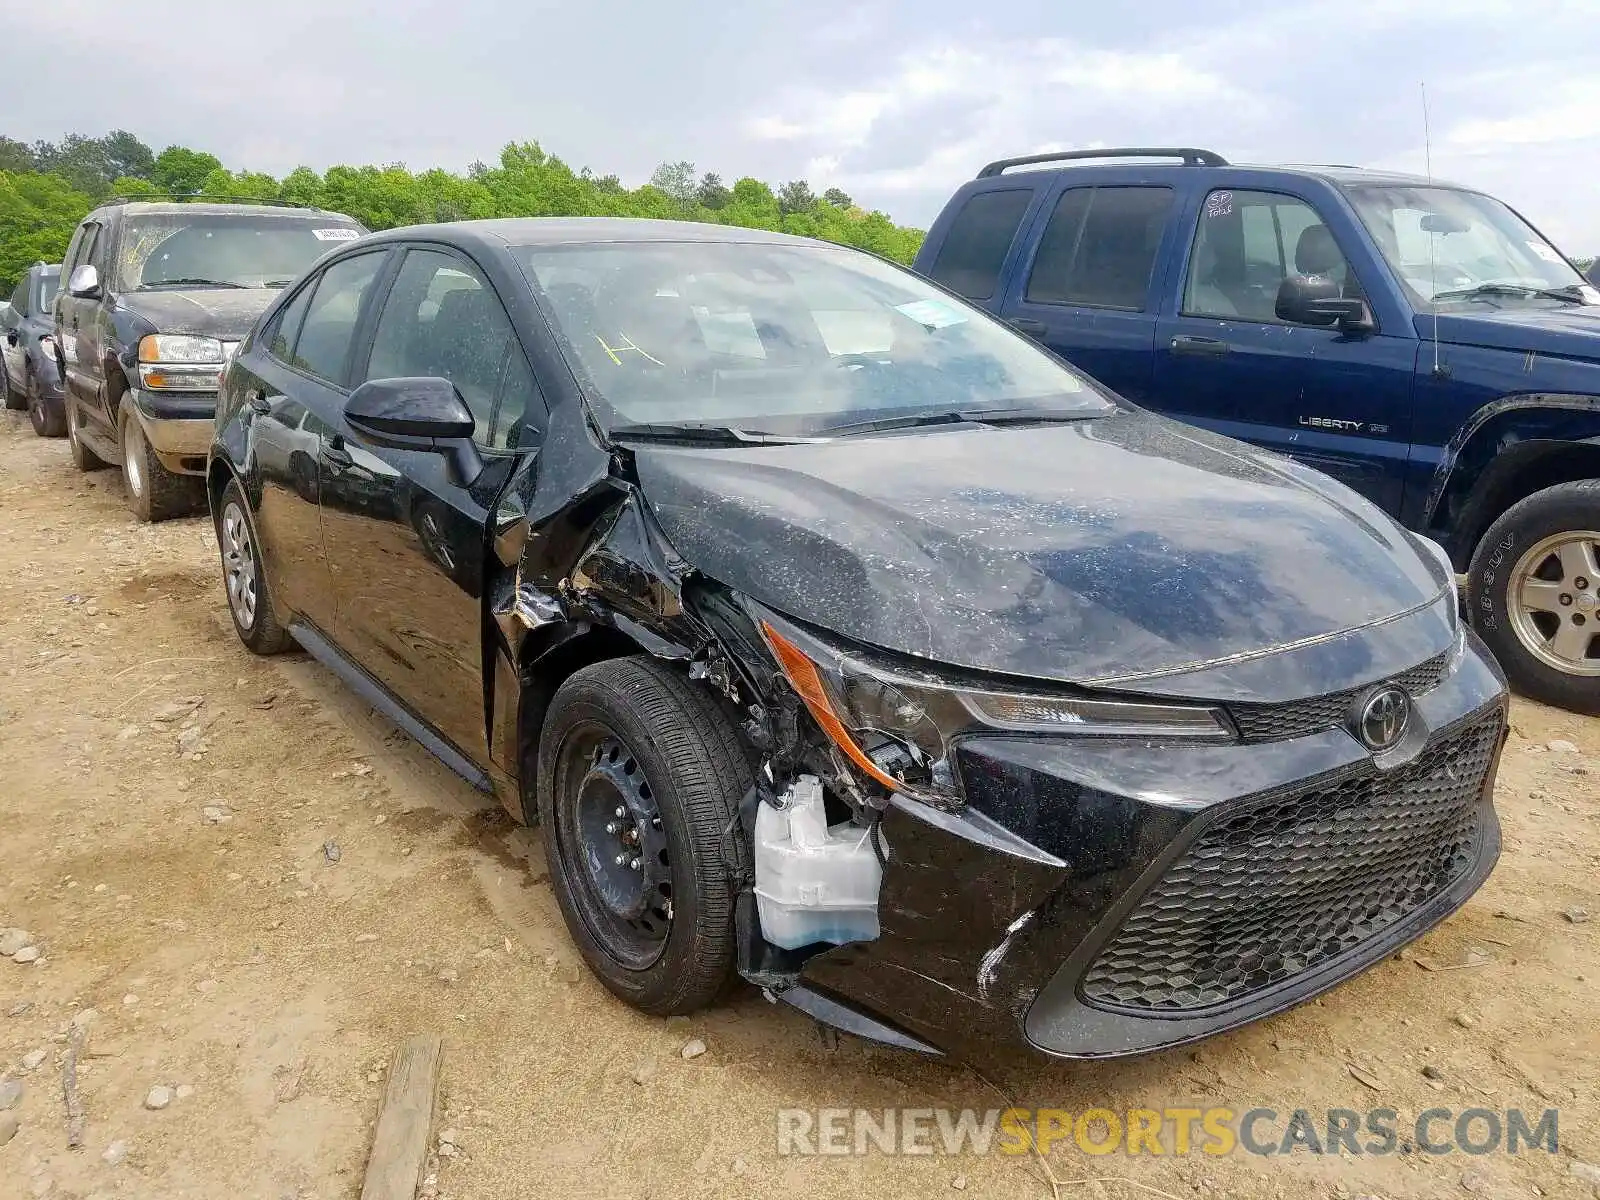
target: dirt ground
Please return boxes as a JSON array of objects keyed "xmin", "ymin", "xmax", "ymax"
[{"xmin": 0, "ymin": 410, "xmax": 1596, "ymax": 1200}]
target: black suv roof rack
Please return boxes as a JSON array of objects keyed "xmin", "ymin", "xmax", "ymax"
[
  {"xmin": 977, "ymin": 147, "xmax": 1228, "ymax": 178},
  {"xmin": 97, "ymin": 193, "xmax": 321, "ymax": 210}
]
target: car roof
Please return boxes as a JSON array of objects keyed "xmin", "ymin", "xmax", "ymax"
[
  {"xmin": 975, "ymin": 159, "xmax": 1468, "ymax": 192},
  {"xmin": 359, "ymin": 217, "xmax": 822, "ymax": 252},
  {"xmin": 88, "ymin": 201, "xmax": 354, "ymax": 220}
]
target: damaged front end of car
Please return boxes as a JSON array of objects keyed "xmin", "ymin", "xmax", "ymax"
[{"xmin": 479, "ymin": 401, "xmax": 1509, "ymax": 1063}]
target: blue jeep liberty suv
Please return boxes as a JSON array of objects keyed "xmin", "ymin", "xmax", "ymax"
[{"xmin": 915, "ymin": 147, "xmax": 1600, "ymax": 713}]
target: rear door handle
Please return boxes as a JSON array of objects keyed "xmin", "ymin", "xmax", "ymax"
[
  {"xmin": 1170, "ymin": 335, "xmax": 1231, "ymax": 357},
  {"xmin": 246, "ymin": 389, "xmax": 272, "ymax": 415},
  {"xmin": 1009, "ymin": 317, "xmax": 1047, "ymax": 337}
]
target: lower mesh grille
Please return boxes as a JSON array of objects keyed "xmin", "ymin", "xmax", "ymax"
[
  {"xmin": 1079, "ymin": 712, "xmax": 1500, "ymax": 1014},
  {"xmin": 1228, "ymin": 652, "xmax": 1450, "ymax": 743}
]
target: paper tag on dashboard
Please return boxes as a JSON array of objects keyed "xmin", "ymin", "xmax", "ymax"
[{"xmin": 313, "ymin": 228, "xmax": 361, "ymax": 242}]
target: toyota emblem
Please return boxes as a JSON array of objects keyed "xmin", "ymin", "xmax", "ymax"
[{"xmin": 1355, "ymin": 686, "xmax": 1411, "ymax": 752}]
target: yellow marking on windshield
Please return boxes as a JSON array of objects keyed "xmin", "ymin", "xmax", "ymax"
[{"xmin": 594, "ymin": 332, "xmax": 664, "ymax": 366}]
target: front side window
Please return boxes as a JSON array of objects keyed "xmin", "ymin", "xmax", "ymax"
[
  {"xmin": 113, "ymin": 213, "xmax": 364, "ymax": 292},
  {"xmin": 364, "ymin": 249, "xmax": 537, "ymax": 449},
  {"xmin": 288, "ymin": 253, "xmax": 386, "ymax": 385},
  {"xmin": 1346, "ymin": 185, "xmax": 1593, "ymax": 308},
  {"xmin": 1184, "ymin": 190, "xmax": 1356, "ymax": 322},
  {"xmin": 927, "ymin": 189, "xmax": 1034, "ymax": 301},
  {"xmin": 1026, "ymin": 186, "xmax": 1174, "ymax": 310},
  {"xmin": 512, "ymin": 239, "xmax": 1112, "ymax": 435}
]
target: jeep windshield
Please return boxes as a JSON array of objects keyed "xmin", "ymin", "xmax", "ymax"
[
  {"xmin": 511, "ymin": 239, "xmax": 1112, "ymax": 437},
  {"xmin": 1347, "ymin": 185, "xmax": 1595, "ymax": 309},
  {"xmin": 116, "ymin": 214, "xmax": 363, "ymax": 292}
]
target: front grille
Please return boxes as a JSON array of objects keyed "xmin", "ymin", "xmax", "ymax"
[
  {"xmin": 1079, "ymin": 712, "xmax": 1500, "ymax": 1014},
  {"xmin": 1228, "ymin": 652, "xmax": 1450, "ymax": 743}
]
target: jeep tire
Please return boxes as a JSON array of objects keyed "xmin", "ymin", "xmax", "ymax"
[
  {"xmin": 121, "ymin": 408, "xmax": 202, "ymax": 523},
  {"xmin": 1469, "ymin": 479, "xmax": 1600, "ymax": 714}
]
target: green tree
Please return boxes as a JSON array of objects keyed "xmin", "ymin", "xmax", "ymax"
[
  {"xmin": 821, "ymin": 187, "xmax": 853, "ymax": 210},
  {"xmin": 0, "ymin": 170, "xmax": 92, "ymax": 291},
  {"xmin": 696, "ymin": 172, "xmax": 731, "ymax": 211},
  {"xmin": 101, "ymin": 131, "xmax": 155, "ymax": 183},
  {"xmin": 152, "ymin": 146, "xmax": 224, "ymax": 195},
  {"xmin": 648, "ymin": 161, "xmax": 698, "ymax": 213},
  {"xmin": 777, "ymin": 179, "xmax": 816, "ymax": 217},
  {"xmin": 0, "ymin": 137, "xmax": 35, "ymax": 174}
]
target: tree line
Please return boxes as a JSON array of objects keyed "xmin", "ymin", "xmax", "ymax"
[{"xmin": 0, "ymin": 130, "xmax": 925, "ymax": 292}]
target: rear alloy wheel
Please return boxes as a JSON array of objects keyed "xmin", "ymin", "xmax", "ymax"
[
  {"xmin": 120, "ymin": 410, "xmax": 201, "ymax": 522},
  {"xmin": 215, "ymin": 478, "xmax": 294, "ymax": 655},
  {"xmin": 1469, "ymin": 480, "xmax": 1600, "ymax": 713},
  {"xmin": 27, "ymin": 371, "xmax": 65, "ymax": 438},
  {"xmin": 66, "ymin": 400, "xmax": 109, "ymax": 471},
  {"xmin": 537, "ymin": 658, "xmax": 752, "ymax": 1015}
]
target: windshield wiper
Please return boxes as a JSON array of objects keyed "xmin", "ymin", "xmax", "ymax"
[
  {"xmin": 139, "ymin": 278, "xmax": 249, "ymax": 290},
  {"xmin": 608, "ymin": 422, "xmax": 801, "ymax": 446},
  {"xmin": 1432, "ymin": 282, "xmax": 1586, "ymax": 304},
  {"xmin": 821, "ymin": 406, "xmax": 1100, "ymax": 437}
]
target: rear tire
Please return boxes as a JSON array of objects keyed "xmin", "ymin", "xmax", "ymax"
[
  {"xmin": 1, "ymin": 364, "xmax": 23, "ymax": 411},
  {"xmin": 214, "ymin": 477, "xmax": 294, "ymax": 655},
  {"xmin": 27, "ymin": 371, "xmax": 65, "ymax": 438},
  {"xmin": 1468, "ymin": 479, "xmax": 1600, "ymax": 714},
  {"xmin": 121, "ymin": 409, "xmax": 202, "ymax": 522},
  {"xmin": 536, "ymin": 657, "xmax": 752, "ymax": 1015},
  {"xmin": 66, "ymin": 399, "xmax": 110, "ymax": 471}
]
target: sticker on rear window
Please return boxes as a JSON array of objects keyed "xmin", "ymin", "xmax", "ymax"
[
  {"xmin": 1205, "ymin": 191, "xmax": 1234, "ymax": 219},
  {"xmin": 313, "ymin": 228, "xmax": 361, "ymax": 242},
  {"xmin": 1527, "ymin": 241, "xmax": 1564, "ymax": 264},
  {"xmin": 894, "ymin": 299, "xmax": 968, "ymax": 330}
]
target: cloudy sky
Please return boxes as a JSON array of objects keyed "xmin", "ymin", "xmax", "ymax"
[{"xmin": 12, "ymin": 0, "xmax": 1600, "ymax": 251}]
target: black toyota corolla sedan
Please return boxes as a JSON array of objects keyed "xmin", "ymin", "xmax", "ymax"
[{"xmin": 207, "ymin": 218, "xmax": 1507, "ymax": 1061}]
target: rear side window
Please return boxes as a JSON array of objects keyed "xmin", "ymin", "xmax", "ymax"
[
  {"xmin": 268, "ymin": 284, "xmax": 314, "ymax": 363},
  {"xmin": 927, "ymin": 189, "xmax": 1033, "ymax": 301},
  {"xmin": 287, "ymin": 252, "xmax": 386, "ymax": 385},
  {"xmin": 1025, "ymin": 186, "xmax": 1174, "ymax": 310}
]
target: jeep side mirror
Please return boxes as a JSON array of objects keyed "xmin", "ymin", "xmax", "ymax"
[
  {"xmin": 67, "ymin": 264, "xmax": 101, "ymax": 300},
  {"xmin": 1276, "ymin": 274, "xmax": 1372, "ymax": 332},
  {"xmin": 345, "ymin": 376, "xmax": 482, "ymax": 483}
]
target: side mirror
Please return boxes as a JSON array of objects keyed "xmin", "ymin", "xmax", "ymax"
[
  {"xmin": 67, "ymin": 264, "xmax": 101, "ymax": 300},
  {"xmin": 345, "ymin": 377, "xmax": 482, "ymax": 482},
  {"xmin": 1275, "ymin": 274, "xmax": 1372, "ymax": 332}
]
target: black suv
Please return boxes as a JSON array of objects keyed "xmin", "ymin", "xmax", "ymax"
[
  {"xmin": 1, "ymin": 262, "xmax": 65, "ymax": 436},
  {"xmin": 207, "ymin": 218, "xmax": 1506, "ymax": 1061},
  {"xmin": 54, "ymin": 199, "xmax": 365, "ymax": 521}
]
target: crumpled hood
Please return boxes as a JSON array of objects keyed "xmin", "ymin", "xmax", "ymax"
[
  {"xmin": 117, "ymin": 288, "xmax": 279, "ymax": 340},
  {"xmin": 634, "ymin": 409, "xmax": 1449, "ymax": 689},
  {"xmin": 1422, "ymin": 303, "xmax": 1600, "ymax": 360}
]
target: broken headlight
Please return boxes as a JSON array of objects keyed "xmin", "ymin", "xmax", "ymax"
[{"xmin": 758, "ymin": 613, "xmax": 1232, "ymax": 806}]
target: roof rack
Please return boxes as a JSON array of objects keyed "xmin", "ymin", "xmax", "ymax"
[
  {"xmin": 97, "ymin": 192, "xmax": 318, "ymax": 209},
  {"xmin": 977, "ymin": 147, "xmax": 1228, "ymax": 178}
]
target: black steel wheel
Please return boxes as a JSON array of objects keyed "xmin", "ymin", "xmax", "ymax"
[{"xmin": 537, "ymin": 657, "xmax": 752, "ymax": 1014}]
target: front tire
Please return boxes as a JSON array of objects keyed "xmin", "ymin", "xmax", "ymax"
[
  {"xmin": 536, "ymin": 658, "xmax": 752, "ymax": 1015},
  {"xmin": 1469, "ymin": 479, "xmax": 1600, "ymax": 713},
  {"xmin": 121, "ymin": 409, "xmax": 201, "ymax": 522},
  {"xmin": 215, "ymin": 477, "xmax": 294, "ymax": 655}
]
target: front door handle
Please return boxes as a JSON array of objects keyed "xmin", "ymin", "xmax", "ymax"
[
  {"xmin": 246, "ymin": 389, "xmax": 272, "ymax": 415},
  {"xmin": 1171, "ymin": 335, "xmax": 1231, "ymax": 357},
  {"xmin": 1009, "ymin": 317, "xmax": 1047, "ymax": 338}
]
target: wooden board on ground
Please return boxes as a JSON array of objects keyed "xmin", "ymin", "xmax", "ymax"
[{"xmin": 360, "ymin": 1034, "xmax": 443, "ymax": 1200}]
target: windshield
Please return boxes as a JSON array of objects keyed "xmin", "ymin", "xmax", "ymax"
[
  {"xmin": 510, "ymin": 240, "xmax": 1111, "ymax": 435},
  {"xmin": 116, "ymin": 214, "xmax": 363, "ymax": 291},
  {"xmin": 1347, "ymin": 185, "xmax": 1592, "ymax": 307},
  {"xmin": 34, "ymin": 273, "xmax": 59, "ymax": 313}
]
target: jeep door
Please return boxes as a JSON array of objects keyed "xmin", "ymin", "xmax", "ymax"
[
  {"xmin": 58, "ymin": 220, "xmax": 108, "ymax": 423},
  {"xmin": 1150, "ymin": 185, "xmax": 1417, "ymax": 514},
  {"xmin": 995, "ymin": 183, "xmax": 1182, "ymax": 402},
  {"xmin": 319, "ymin": 244, "xmax": 543, "ymax": 766}
]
